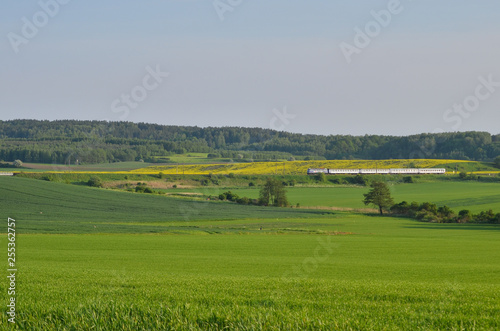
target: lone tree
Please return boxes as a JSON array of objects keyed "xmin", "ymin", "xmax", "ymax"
[
  {"xmin": 259, "ymin": 178, "xmax": 289, "ymax": 207},
  {"xmin": 13, "ymin": 159, "xmax": 23, "ymax": 168},
  {"xmin": 363, "ymin": 181, "xmax": 394, "ymax": 215}
]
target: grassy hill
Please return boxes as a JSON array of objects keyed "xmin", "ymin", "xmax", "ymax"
[{"xmin": 0, "ymin": 176, "xmax": 332, "ymax": 234}]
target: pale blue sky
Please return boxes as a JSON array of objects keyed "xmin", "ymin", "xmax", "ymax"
[{"xmin": 1, "ymin": 0, "xmax": 499, "ymax": 135}]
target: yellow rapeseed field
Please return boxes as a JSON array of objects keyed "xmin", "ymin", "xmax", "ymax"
[{"xmin": 129, "ymin": 159, "xmax": 468, "ymax": 175}]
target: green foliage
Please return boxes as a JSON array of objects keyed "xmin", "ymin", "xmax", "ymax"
[
  {"xmin": 316, "ymin": 172, "xmax": 326, "ymax": 183},
  {"xmin": 13, "ymin": 159, "xmax": 23, "ymax": 167},
  {"xmin": 494, "ymin": 156, "xmax": 500, "ymax": 168},
  {"xmin": 391, "ymin": 201, "xmax": 499, "ymax": 224},
  {"xmin": 363, "ymin": 181, "xmax": 394, "ymax": 214},
  {"xmin": 0, "ymin": 120, "xmax": 499, "ymax": 163},
  {"xmin": 87, "ymin": 176, "xmax": 103, "ymax": 188},
  {"xmin": 259, "ymin": 178, "xmax": 289, "ymax": 207},
  {"xmin": 350, "ymin": 174, "xmax": 369, "ymax": 186},
  {"xmin": 403, "ymin": 176, "xmax": 414, "ymax": 183},
  {"xmin": 459, "ymin": 171, "xmax": 480, "ymax": 181}
]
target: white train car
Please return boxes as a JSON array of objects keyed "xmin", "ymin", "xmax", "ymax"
[
  {"xmin": 307, "ymin": 168, "xmax": 446, "ymax": 175},
  {"xmin": 418, "ymin": 168, "xmax": 446, "ymax": 174},
  {"xmin": 328, "ymin": 169, "xmax": 359, "ymax": 175},
  {"xmin": 390, "ymin": 168, "xmax": 419, "ymax": 174}
]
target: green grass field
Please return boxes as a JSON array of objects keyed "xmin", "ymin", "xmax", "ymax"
[
  {"xmin": 216, "ymin": 181, "xmax": 500, "ymax": 213},
  {"xmin": 1, "ymin": 176, "xmax": 500, "ymax": 329},
  {"xmin": 2, "ymin": 218, "xmax": 500, "ymax": 329}
]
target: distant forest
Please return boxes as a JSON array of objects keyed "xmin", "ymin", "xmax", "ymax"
[{"xmin": 0, "ymin": 120, "xmax": 499, "ymax": 164}]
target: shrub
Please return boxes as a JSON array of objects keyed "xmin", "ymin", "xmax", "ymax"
[
  {"xmin": 236, "ymin": 197, "xmax": 251, "ymax": 205},
  {"xmin": 316, "ymin": 173, "xmax": 326, "ymax": 183},
  {"xmin": 331, "ymin": 178, "xmax": 346, "ymax": 184},
  {"xmin": 403, "ymin": 176, "xmax": 414, "ymax": 183},
  {"xmin": 87, "ymin": 176, "xmax": 103, "ymax": 188},
  {"xmin": 350, "ymin": 175, "xmax": 369, "ymax": 186},
  {"xmin": 458, "ymin": 210, "xmax": 472, "ymax": 223},
  {"xmin": 13, "ymin": 159, "xmax": 23, "ymax": 168}
]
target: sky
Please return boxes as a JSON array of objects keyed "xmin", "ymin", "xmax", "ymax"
[{"xmin": 1, "ymin": 0, "xmax": 499, "ymax": 136}]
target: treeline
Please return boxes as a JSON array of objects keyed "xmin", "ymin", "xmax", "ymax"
[
  {"xmin": 391, "ymin": 201, "xmax": 500, "ymax": 224},
  {"xmin": 0, "ymin": 120, "xmax": 499, "ymax": 164}
]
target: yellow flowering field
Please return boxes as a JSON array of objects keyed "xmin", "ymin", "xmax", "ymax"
[{"xmin": 129, "ymin": 159, "xmax": 469, "ymax": 175}]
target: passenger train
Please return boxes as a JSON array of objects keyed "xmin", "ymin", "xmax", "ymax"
[{"xmin": 307, "ymin": 168, "xmax": 446, "ymax": 175}]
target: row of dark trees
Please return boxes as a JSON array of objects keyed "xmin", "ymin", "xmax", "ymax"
[
  {"xmin": 1, "ymin": 120, "xmax": 499, "ymax": 164},
  {"xmin": 363, "ymin": 181, "xmax": 500, "ymax": 223},
  {"xmin": 390, "ymin": 201, "xmax": 500, "ymax": 224}
]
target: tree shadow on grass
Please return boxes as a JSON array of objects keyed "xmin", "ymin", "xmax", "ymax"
[{"xmin": 402, "ymin": 222, "xmax": 500, "ymax": 231}]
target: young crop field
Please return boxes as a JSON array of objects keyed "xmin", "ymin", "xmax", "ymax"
[
  {"xmin": 1, "ymin": 176, "xmax": 500, "ymax": 329},
  {"xmin": 1, "ymin": 217, "xmax": 500, "ymax": 329}
]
